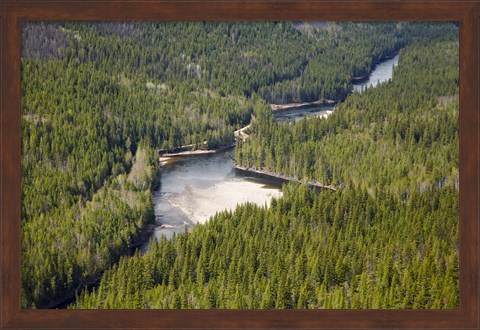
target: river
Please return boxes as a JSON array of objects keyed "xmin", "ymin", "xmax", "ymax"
[
  {"xmin": 273, "ymin": 53, "xmax": 399, "ymax": 123},
  {"xmin": 352, "ymin": 53, "xmax": 399, "ymax": 93},
  {"xmin": 144, "ymin": 152, "xmax": 282, "ymax": 246},
  {"xmin": 142, "ymin": 52, "xmax": 399, "ymax": 249}
]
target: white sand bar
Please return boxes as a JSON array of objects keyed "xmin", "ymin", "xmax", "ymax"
[{"xmin": 167, "ymin": 179, "xmax": 282, "ymax": 225}]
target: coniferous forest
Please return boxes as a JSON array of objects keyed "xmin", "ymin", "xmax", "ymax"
[{"xmin": 21, "ymin": 21, "xmax": 458, "ymax": 309}]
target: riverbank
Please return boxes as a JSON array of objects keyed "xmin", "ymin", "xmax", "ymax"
[
  {"xmin": 351, "ymin": 74, "xmax": 370, "ymax": 81},
  {"xmin": 234, "ymin": 165, "xmax": 337, "ymax": 191},
  {"xmin": 161, "ymin": 144, "xmax": 234, "ymax": 157},
  {"xmin": 159, "ymin": 144, "xmax": 235, "ymax": 165},
  {"xmin": 270, "ymin": 99, "xmax": 336, "ymax": 112}
]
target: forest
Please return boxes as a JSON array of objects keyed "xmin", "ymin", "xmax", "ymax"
[{"xmin": 20, "ymin": 21, "xmax": 458, "ymax": 309}]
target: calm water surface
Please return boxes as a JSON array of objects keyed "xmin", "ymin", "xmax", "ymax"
[
  {"xmin": 352, "ymin": 54, "xmax": 399, "ymax": 93},
  {"xmin": 142, "ymin": 152, "xmax": 282, "ymax": 250}
]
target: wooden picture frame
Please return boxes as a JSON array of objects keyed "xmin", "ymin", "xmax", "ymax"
[{"xmin": 1, "ymin": 0, "xmax": 478, "ymax": 328}]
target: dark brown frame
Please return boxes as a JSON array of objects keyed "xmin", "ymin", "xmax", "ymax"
[{"xmin": 1, "ymin": 1, "xmax": 479, "ymax": 329}]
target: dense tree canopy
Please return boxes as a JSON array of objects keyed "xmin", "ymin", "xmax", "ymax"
[
  {"xmin": 236, "ymin": 41, "xmax": 459, "ymax": 194},
  {"xmin": 21, "ymin": 21, "xmax": 458, "ymax": 309},
  {"xmin": 73, "ymin": 183, "xmax": 458, "ymax": 309},
  {"xmin": 72, "ymin": 38, "xmax": 459, "ymax": 310}
]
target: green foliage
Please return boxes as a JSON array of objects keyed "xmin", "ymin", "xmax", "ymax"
[
  {"xmin": 71, "ymin": 184, "xmax": 458, "ymax": 309},
  {"xmin": 21, "ymin": 145, "xmax": 156, "ymax": 308},
  {"xmin": 237, "ymin": 41, "xmax": 459, "ymax": 195},
  {"xmin": 21, "ymin": 21, "xmax": 459, "ymax": 309}
]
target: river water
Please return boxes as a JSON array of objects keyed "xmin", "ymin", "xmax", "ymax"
[
  {"xmin": 352, "ymin": 53, "xmax": 399, "ymax": 93},
  {"xmin": 142, "ymin": 53, "xmax": 399, "ymax": 249},
  {"xmin": 144, "ymin": 152, "xmax": 282, "ymax": 247}
]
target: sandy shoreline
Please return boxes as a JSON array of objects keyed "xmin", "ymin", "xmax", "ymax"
[
  {"xmin": 166, "ymin": 180, "xmax": 282, "ymax": 225},
  {"xmin": 270, "ymin": 99, "xmax": 336, "ymax": 112},
  {"xmin": 235, "ymin": 165, "xmax": 337, "ymax": 191},
  {"xmin": 159, "ymin": 145, "xmax": 235, "ymax": 165}
]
